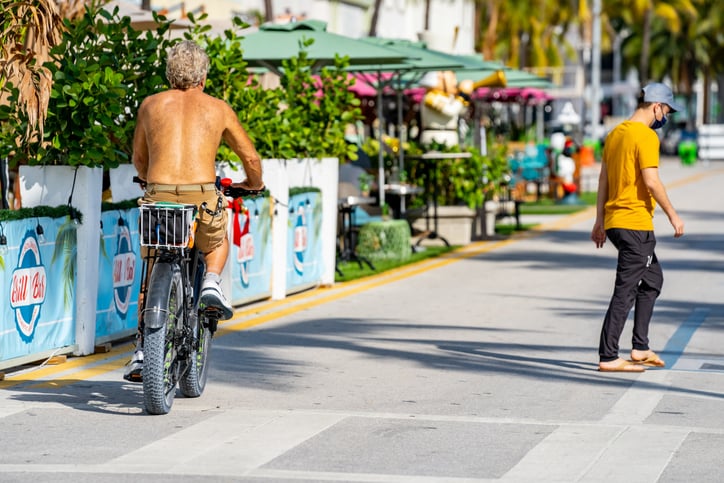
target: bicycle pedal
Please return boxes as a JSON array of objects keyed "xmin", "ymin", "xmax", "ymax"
[
  {"xmin": 123, "ymin": 371, "xmax": 143, "ymax": 383},
  {"xmin": 201, "ymin": 304, "xmax": 232, "ymax": 322}
]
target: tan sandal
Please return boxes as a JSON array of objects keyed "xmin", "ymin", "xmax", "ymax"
[
  {"xmin": 598, "ymin": 358, "xmax": 646, "ymax": 372},
  {"xmin": 631, "ymin": 350, "xmax": 665, "ymax": 367}
]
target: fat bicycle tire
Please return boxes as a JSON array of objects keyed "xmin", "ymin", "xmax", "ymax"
[
  {"xmin": 142, "ymin": 262, "xmax": 183, "ymax": 415},
  {"xmin": 178, "ymin": 311, "xmax": 212, "ymax": 398}
]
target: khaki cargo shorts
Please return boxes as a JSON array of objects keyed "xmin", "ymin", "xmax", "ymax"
[{"xmin": 140, "ymin": 182, "xmax": 228, "ymax": 253}]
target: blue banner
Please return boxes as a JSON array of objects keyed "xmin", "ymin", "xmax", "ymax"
[
  {"xmin": 1, "ymin": 216, "xmax": 76, "ymax": 363},
  {"xmin": 228, "ymin": 197, "xmax": 273, "ymax": 304},
  {"xmin": 95, "ymin": 209, "xmax": 142, "ymax": 340},
  {"xmin": 286, "ymin": 191, "xmax": 323, "ymax": 291}
]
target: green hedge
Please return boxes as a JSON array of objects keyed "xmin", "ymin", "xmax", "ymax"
[
  {"xmin": 356, "ymin": 220, "xmax": 411, "ymax": 262},
  {"xmin": 0, "ymin": 205, "xmax": 82, "ymax": 223}
]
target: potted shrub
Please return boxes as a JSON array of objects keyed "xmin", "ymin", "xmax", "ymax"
[
  {"xmin": 401, "ymin": 140, "xmax": 510, "ymax": 244},
  {"xmin": 358, "ymin": 173, "xmax": 374, "ymax": 197}
]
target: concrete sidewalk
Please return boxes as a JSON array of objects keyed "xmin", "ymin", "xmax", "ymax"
[{"xmin": 1, "ymin": 156, "xmax": 723, "ymax": 482}]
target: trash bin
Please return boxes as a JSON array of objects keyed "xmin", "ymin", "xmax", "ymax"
[
  {"xmin": 678, "ymin": 140, "xmax": 697, "ymax": 165},
  {"xmin": 578, "ymin": 146, "xmax": 595, "ymax": 166}
]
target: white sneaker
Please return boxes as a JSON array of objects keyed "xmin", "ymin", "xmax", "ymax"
[
  {"xmin": 200, "ymin": 278, "xmax": 233, "ymax": 321},
  {"xmin": 123, "ymin": 349, "xmax": 143, "ymax": 382}
]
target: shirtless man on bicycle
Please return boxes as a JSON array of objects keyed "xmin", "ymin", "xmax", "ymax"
[{"xmin": 125, "ymin": 40, "xmax": 263, "ymax": 381}]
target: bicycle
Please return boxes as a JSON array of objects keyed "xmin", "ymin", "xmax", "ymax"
[{"xmin": 135, "ymin": 177, "xmax": 264, "ymax": 415}]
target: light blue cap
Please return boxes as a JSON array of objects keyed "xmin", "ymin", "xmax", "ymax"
[{"xmin": 643, "ymin": 82, "xmax": 684, "ymax": 112}]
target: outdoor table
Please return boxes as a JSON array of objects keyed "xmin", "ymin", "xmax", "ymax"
[
  {"xmin": 410, "ymin": 151, "xmax": 472, "ymax": 246},
  {"xmin": 337, "ymin": 195, "xmax": 376, "ymax": 275},
  {"xmin": 384, "ymin": 183, "xmax": 424, "ymax": 219}
]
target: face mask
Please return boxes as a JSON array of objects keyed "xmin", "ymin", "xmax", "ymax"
[{"xmin": 650, "ymin": 105, "xmax": 668, "ymax": 130}]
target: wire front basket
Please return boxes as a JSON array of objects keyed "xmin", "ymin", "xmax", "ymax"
[{"xmin": 139, "ymin": 203, "xmax": 197, "ymax": 249}]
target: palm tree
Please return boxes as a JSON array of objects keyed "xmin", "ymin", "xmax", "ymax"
[
  {"xmin": 1, "ymin": 0, "xmax": 63, "ymax": 141},
  {"xmin": 368, "ymin": 0, "xmax": 383, "ymax": 36},
  {"xmin": 602, "ymin": 0, "xmax": 696, "ymax": 83},
  {"xmin": 477, "ymin": 0, "xmax": 500, "ymax": 61},
  {"xmin": 476, "ymin": 0, "xmax": 577, "ymax": 72},
  {"xmin": 263, "ymin": 0, "xmax": 274, "ymax": 22},
  {"xmin": 653, "ymin": 0, "xmax": 724, "ymax": 126},
  {"xmin": 1, "ymin": 0, "xmax": 89, "ymax": 141}
]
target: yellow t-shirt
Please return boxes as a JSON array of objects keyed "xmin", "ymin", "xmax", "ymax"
[{"xmin": 602, "ymin": 121, "xmax": 660, "ymax": 231}]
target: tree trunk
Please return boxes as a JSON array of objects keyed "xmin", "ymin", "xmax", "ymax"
[
  {"xmin": 424, "ymin": 0, "xmax": 431, "ymax": 31},
  {"xmin": 482, "ymin": 0, "xmax": 499, "ymax": 60},
  {"xmin": 702, "ymin": 69, "xmax": 710, "ymax": 124},
  {"xmin": 368, "ymin": 0, "xmax": 383, "ymax": 36},
  {"xmin": 141, "ymin": 0, "xmax": 151, "ymax": 10},
  {"xmin": 474, "ymin": 0, "xmax": 481, "ymax": 52},
  {"xmin": 264, "ymin": 0, "xmax": 273, "ymax": 22},
  {"xmin": 718, "ymin": 73, "xmax": 724, "ymax": 123},
  {"xmin": 639, "ymin": 9, "xmax": 651, "ymax": 82}
]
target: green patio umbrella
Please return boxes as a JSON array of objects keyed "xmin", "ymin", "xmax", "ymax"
[
  {"xmin": 240, "ymin": 20, "xmax": 408, "ymax": 75},
  {"xmin": 241, "ymin": 22, "xmax": 421, "ymax": 205}
]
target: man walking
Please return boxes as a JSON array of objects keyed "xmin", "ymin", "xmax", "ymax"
[{"xmin": 591, "ymin": 82, "xmax": 685, "ymax": 373}]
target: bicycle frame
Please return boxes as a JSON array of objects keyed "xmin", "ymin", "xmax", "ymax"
[{"xmin": 133, "ymin": 180, "xmax": 265, "ymax": 414}]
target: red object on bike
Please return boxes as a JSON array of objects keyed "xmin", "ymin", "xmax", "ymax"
[
  {"xmin": 230, "ymin": 198, "xmax": 246, "ymax": 247},
  {"xmin": 220, "ymin": 177, "xmax": 232, "ymax": 188}
]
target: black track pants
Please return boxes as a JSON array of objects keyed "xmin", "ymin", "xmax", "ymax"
[{"xmin": 599, "ymin": 228, "xmax": 663, "ymax": 362}]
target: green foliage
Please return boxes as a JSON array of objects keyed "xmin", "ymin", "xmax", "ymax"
[
  {"xmin": 276, "ymin": 52, "xmax": 361, "ymax": 161},
  {"xmin": 395, "ymin": 140, "xmax": 511, "ymax": 209},
  {"xmin": 101, "ymin": 199, "xmax": 141, "ymax": 212},
  {"xmin": 358, "ymin": 172, "xmax": 374, "ymax": 192},
  {"xmin": 188, "ymin": 16, "xmax": 362, "ymax": 163},
  {"xmin": 289, "ymin": 186, "xmax": 321, "ymax": 196},
  {"xmin": 51, "ymin": 215, "xmax": 78, "ymax": 308},
  {"xmin": 0, "ymin": 205, "xmax": 82, "ymax": 222},
  {"xmin": 335, "ymin": 244, "xmax": 454, "ymax": 282},
  {"xmin": 1, "ymin": 8, "xmax": 364, "ymax": 169},
  {"xmin": 0, "ymin": 5, "xmax": 177, "ymax": 168},
  {"xmin": 356, "ymin": 220, "xmax": 411, "ymax": 262}
]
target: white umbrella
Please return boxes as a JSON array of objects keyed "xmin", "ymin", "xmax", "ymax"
[{"xmin": 557, "ymin": 101, "xmax": 581, "ymax": 125}]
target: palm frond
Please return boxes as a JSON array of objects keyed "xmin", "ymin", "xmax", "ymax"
[
  {"xmin": 0, "ymin": 0, "xmax": 64, "ymax": 140},
  {"xmin": 51, "ymin": 215, "xmax": 78, "ymax": 309}
]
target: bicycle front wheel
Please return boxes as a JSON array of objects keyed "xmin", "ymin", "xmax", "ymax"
[{"xmin": 142, "ymin": 261, "xmax": 183, "ymax": 415}]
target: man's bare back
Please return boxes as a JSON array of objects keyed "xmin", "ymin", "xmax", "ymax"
[{"xmin": 133, "ymin": 86, "xmax": 262, "ymax": 188}]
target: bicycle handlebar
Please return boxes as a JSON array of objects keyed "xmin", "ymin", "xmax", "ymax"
[
  {"xmin": 219, "ymin": 178, "xmax": 266, "ymax": 199},
  {"xmin": 133, "ymin": 176, "xmax": 147, "ymax": 189}
]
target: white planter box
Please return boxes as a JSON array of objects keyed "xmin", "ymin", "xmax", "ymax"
[
  {"xmin": 18, "ymin": 165, "xmax": 103, "ymax": 356},
  {"xmin": 109, "ymin": 164, "xmax": 144, "ymax": 202},
  {"xmin": 413, "ymin": 205, "xmax": 476, "ymax": 246}
]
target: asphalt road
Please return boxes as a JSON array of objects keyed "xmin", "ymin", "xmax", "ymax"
[{"xmin": 1, "ymin": 156, "xmax": 724, "ymax": 482}]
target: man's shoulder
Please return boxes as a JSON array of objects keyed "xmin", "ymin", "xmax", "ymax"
[
  {"xmin": 610, "ymin": 121, "xmax": 658, "ymax": 145},
  {"xmin": 139, "ymin": 91, "xmax": 170, "ymax": 109},
  {"xmin": 140, "ymin": 89, "xmax": 230, "ymax": 112}
]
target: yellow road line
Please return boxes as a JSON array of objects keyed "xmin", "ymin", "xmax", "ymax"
[
  {"xmin": 0, "ymin": 342, "xmax": 134, "ymax": 389},
  {"xmin": 26, "ymin": 357, "xmax": 130, "ymax": 389}
]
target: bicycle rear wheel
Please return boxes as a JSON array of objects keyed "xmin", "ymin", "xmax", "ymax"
[
  {"xmin": 142, "ymin": 261, "xmax": 183, "ymax": 415},
  {"xmin": 179, "ymin": 313, "xmax": 212, "ymax": 398}
]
